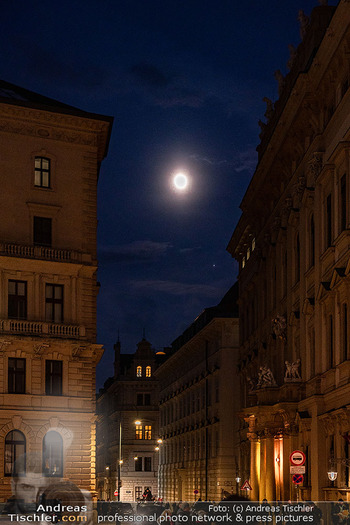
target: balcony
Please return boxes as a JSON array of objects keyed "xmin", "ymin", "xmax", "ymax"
[
  {"xmin": 0, "ymin": 241, "xmax": 88, "ymax": 264},
  {"xmin": 0, "ymin": 319, "xmax": 86, "ymax": 339}
]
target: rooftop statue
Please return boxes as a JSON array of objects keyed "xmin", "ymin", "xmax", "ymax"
[
  {"xmin": 263, "ymin": 97, "xmax": 274, "ymax": 121},
  {"xmin": 274, "ymin": 70, "xmax": 285, "ymax": 97},
  {"xmin": 298, "ymin": 10, "xmax": 310, "ymax": 39}
]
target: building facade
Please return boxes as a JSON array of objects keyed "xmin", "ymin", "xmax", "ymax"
[
  {"xmin": 155, "ymin": 285, "xmax": 240, "ymax": 502},
  {"xmin": 96, "ymin": 338, "xmax": 164, "ymax": 502},
  {"xmin": 0, "ymin": 80, "xmax": 112, "ymax": 501},
  {"xmin": 227, "ymin": 2, "xmax": 350, "ymax": 502}
]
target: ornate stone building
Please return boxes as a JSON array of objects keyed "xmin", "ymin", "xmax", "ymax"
[
  {"xmin": 155, "ymin": 284, "xmax": 240, "ymax": 502},
  {"xmin": 227, "ymin": 1, "xmax": 350, "ymax": 502},
  {"xmin": 0, "ymin": 79, "xmax": 112, "ymax": 501},
  {"xmin": 96, "ymin": 338, "xmax": 165, "ymax": 502}
]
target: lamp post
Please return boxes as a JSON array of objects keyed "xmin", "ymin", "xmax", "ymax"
[
  {"xmin": 117, "ymin": 420, "xmax": 122, "ymax": 502},
  {"xmin": 327, "ymin": 457, "xmax": 350, "ymax": 484}
]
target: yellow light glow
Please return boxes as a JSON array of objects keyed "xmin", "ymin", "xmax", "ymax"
[
  {"xmin": 135, "ymin": 420, "xmax": 142, "ymax": 425},
  {"xmin": 157, "ymin": 439, "xmax": 163, "ymax": 444}
]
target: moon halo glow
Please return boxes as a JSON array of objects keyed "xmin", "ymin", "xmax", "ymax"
[{"xmin": 173, "ymin": 172, "xmax": 188, "ymax": 191}]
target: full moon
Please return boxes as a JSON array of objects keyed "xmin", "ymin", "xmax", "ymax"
[{"xmin": 173, "ymin": 172, "xmax": 188, "ymax": 190}]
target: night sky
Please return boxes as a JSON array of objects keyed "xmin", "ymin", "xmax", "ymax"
[{"xmin": 1, "ymin": 0, "xmax": 338, "ymax": 387}]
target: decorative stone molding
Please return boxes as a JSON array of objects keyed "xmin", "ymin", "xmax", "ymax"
[
  {"xmin": 33, "ymin": 343, "xmax": 50, "ymax": 359},
  {"xmin": 36, "ymin": 421, "xmax": 73, "ymax": 449},
  {"xmin": 307, "ymin": 152, "xmax": 323, "ymax": 186}
]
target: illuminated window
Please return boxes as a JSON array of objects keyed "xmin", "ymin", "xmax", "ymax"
[
  {"xmin": 4, "ymin": 430, "xmax": 26, "ymax": 477},
  {"xmin": 42, "ymin": 431, "xmax": 63, "ymax": 477},
  {"xmin": 35, "ymin": 157, "xmax": 50, "ymax": 188},
  {"xmin": 136, "ymin": 366, "xmax": 142, "ymax": 377},
  {"xmin": 145, "ymin": 366, "xmax": 151, "ymax": 377},
  {"xmin": 144, "ymin": 425, "xmax": 152, "ymax": 440},
  {"xmin": 135, "ymin": 425, "xmax": 143, "ymax": 440}
]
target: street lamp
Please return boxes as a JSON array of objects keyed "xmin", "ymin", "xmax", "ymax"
[{"xmin": 327, "ymin": 457, "xmax": 350, "ymax": 482}]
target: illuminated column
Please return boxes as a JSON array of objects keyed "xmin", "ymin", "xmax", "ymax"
[
  {"xmin": 283, "ymin": 432, "xmax": 292, "ymax": 501},
  {"xmin": 260, "ymin": 436, "xmax": 267, "ymax": 500},
  {"xmin": 265, "ymin": 432, "xmax": 276, "ymax": 502},
  {"xmin": 248, "ymin": 433, "xmax": 260, "ymax": 500}
]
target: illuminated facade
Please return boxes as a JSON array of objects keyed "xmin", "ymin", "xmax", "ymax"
[
  {"xmin": 0, "ymin": 79, "xmax": 112, "ymax": 501},
  {"xmin": 155, "ymin": 285, "xmax": 240, "ymax": 502},
  {"xmin": 96, "ymin": 338, "xmax": 164, "ymax": 501},
  {"xmin": 227, "ymin": 2, "xmax": 350, "ymax": 501}
]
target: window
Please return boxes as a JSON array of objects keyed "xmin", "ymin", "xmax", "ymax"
[
  {"xmin": 45, "ymin": 284, "xmax": 63, "ymax": 323},
  {"xmin": 326, "ymin": 194, "xmax": 332, "ymax": 248},
  {"xmin": 310, "ymin": 215, "xmax": 315, "ymax": 267},
  {"xmin": 35, "ymin": 157, "xmax": 50, "ymax": 188},
  {"xmin": 329, "ymin": 315, "xmax": 334, "ymax": 368},
  {"xmin": 135, "ymin": 425, "xmax": 143, "ymax": 440},
  {"xmin": 135, "ymin": 425, "xmax": 152, "ymax": 439},
  {"xmin": 341, "ymin": 174, "xmax": 347, "ymax": 232},
  {"xmin": 8, "ymin": 358, "xmax": 26, "ymax": 394},
  {"xmin": 135, "ymin": 487, "xmax": 143, "ymax": 500},
  {"xmin": 8, "ymin": 280, "xmax": 27, "ymax": 320},
  {"xmin": 42, "ymin": 431, "xmax": 63, "ymax": 477},
  {"xmin": 343, "ymin": 304, "xmax": 348, "ymax": 363},
  {"xmin": 144, "ymin": 457, "xmax": 152, "ymax": 471},
  {"xmin": 136, "ymin": 393, "xmax": 151, "ymax": 406},
  {"xmin": 33, "ymin": 217, "xmax": 52, "ymax": 246},
  {"xmin": 136, "ymin": 366, "xmax": 142, "ymax": 377},
  {"xmin": 135, "ymin": 457, "xmax": 142, "ymax": 471},
  {"xmin": 5, "ymin": 430, "xmax": 26, "ymax": 477},
  {"xmin": 295, "ymin": 233, "xmax": 300, "ymax": 283},
  {"xmin": 45, "ymin": 360, "xmax": 63, "ymax": 396},
  {"xmin": 145, "ymin": 366, "xmax": 151, "ymax": 378}
]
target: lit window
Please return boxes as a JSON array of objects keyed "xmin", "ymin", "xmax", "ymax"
[
  {"xmin": 144, "ymin": 425, "xmax": 152, "ymax": 440},
  {"xmin": 5, "ymin": 430, "xmax": 26, "ymax": 477},
  {"xmin": 136, "ymin": 366, "xmax": 142, "ymax": 377},
  {"xmin": 35, "ymin": 157, "xmax": 50, "ymax": 188},
  {"xmin": 145, "ymin": 366, "xmax": 151, "ymax": 377},
  {"xmin": 42, "ymin": 431, "xmax": 63, "ymax": 477},
  {"xmin": 135, "ymin": 425, "xmax": 143, "ymax": 440}
]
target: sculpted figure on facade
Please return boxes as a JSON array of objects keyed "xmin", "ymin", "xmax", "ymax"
[
  {"xmin": 307, "ymin": 152, "xmax": 323, "ymax": 186},
  {"xmin": 257, "ymin": 365, "xmax": 277, "ymax": 388},
  {"xmin": 287, "ymin": 44, "xmax": 297, "ymax": 69},
  {"xmin": 284, "ymin": 359, "xmax": 301, "ymax": 381},
  {"xmin": 298, "ymin": 10, "xmax": 310, "ymax": 39},
  {"xmin": 258, "ymin": 119, "xmax": 267, "ymax": 139},
  {"xmin": 246, "ymin": 376, "xmax": 257, "ymax": 391},
  {"xmin": 263, "ymin": 97, "xmax": 274, "ymax": 121},
  {"xmin": 274, "ymin": 70, "xmax": 285, "ymax": 97},
  {"xmin": 272, "ymin": 315, "xmax": 287, "ymax": 342}
]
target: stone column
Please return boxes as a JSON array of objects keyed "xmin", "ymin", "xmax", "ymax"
[
  {"xmin": 248, "ymin": 433, "xmax": 260, "ymax": 501},
  {"xmin": 260, "ymin": 436, "xmax": 267, "ymax": 500},
  {"xmin": 265, "ymin": 432, "xmax": 276, "ymax": 502}
]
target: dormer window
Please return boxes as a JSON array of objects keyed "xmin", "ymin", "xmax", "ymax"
[
  {"xmin": 145, "ymin": 366, "xmax": 151, "ymax": 378},
  {"xmin": 136, "ymin": 366, "xmax": 142, "ymax": 377},
  {"xmin": 35, "ymin": 157, "xmax": 50, "ymax": 188}
]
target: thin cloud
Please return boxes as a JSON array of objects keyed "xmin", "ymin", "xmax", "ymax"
[
  {"xmin": 130, "ymin": 279, "xmax": 220, "ymax": 297},
  {"xmin": 99, "ymin": 240, "xmax": 172, "ymax": 262},
  {"xmin": 190, "ymin": 147, "xmax": 257, "ymax": 173}
]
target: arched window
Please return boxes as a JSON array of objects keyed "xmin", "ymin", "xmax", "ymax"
[
  {"xmin": 43, "ymin": 431, "xmax": 63, "ymax": 477},
  {"xmin": 145, "ymin": 366, "xmax": 151, "ymax": 378},
  {"xmin": 136, "ymin": 366, "xmax": 142, "ymax": 377},
  {"xmin": 5, "ymin": 430, "xmax": 26, "ymax": 477}
]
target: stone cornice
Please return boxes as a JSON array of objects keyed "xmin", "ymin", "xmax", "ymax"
[{"xmin": 0, "ymin": 103, "xmax": 111, "ymax": 161}]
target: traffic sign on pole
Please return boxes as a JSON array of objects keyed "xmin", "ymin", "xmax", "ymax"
[
  {"xmin": 290, "ymin": 450, "xmax": 306, "ymax": 466},
  {"xmin": 241, "ymin": 480, "xmax": 252, "ymax": 490},
  {"xmin": 292, "ymin": 474, "xmax": 303, "ymax": 485},
  {"xmin": 290, "ymin": 466, "xmax": 306, "ymax": 474}
]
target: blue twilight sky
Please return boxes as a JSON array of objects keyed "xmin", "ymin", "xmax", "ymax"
[{"xmin": 1, "ymin": 0, "xmax": 338, "ymax": 387}]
